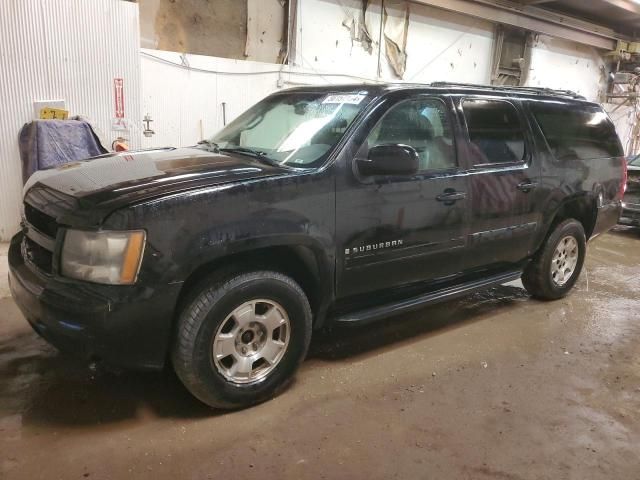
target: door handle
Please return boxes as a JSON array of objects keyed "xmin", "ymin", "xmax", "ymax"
[
  {"xmin": 436, "ymin": 190, "xmax": 467, "ymax": 205},
  {"xmin": 516, "ymin": 180, "xmax": 539, "ymax": 193}
]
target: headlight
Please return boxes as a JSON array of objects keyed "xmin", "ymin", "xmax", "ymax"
[{"xmin": 61, "ymin": 230, "xmax": 146, "ymax": 285}]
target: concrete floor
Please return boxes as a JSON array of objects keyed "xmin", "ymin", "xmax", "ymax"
[{"xmin": 1, "ymin": 229, "xmax": 639, "ymax": 479}]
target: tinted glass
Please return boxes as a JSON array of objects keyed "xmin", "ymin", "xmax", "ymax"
[
  {"xmin": 531, "ymin": 103, "xmax": 623, "ymax": 161},
  {"xmin": 211, "ymin": 92, "xmax": 372, "ymax": 167},
  {"xmin": 463, "ymin": 100, "xmax": 526, "ymax": 165},
  {"xmin": 630, "ymin": 155, "xmax": 640, "ymax": 167},
  {"xmin": 366, "ymin": 99, "xmax": 456, "ymax": 171}
]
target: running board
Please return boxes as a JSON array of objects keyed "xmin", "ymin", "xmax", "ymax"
[{"xmin": 333, "ymin": 270, "xmax": 523, "ymax": 325}]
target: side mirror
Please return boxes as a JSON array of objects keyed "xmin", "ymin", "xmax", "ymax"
[{"xmin": 356, "ymin": 144, "xmax": 419, "ymax": 176}]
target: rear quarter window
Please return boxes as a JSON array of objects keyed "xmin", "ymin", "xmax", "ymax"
[{"xmin": 530, "ymin": 102, "xmax": 623, "ymax": 161}]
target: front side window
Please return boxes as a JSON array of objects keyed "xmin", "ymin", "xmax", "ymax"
[
  {"xmin": 210, "ymin": 92, "xmax": 372, "ymax": 168},
  {"xmin": 463, "ymin": 99, "xmax": 526, "ymax": 165},
  {"xmin": 365, "ymin": 98, "xmax": 457, "ymax": 172},
  {"xmin": 530, "ymin": 102, "xmax": 623, "ymax": 161}
]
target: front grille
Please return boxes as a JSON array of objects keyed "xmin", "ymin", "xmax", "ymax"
[
  {"xmin": 22, "ymin": 200, "xmax": 59, "ymax": 274},
  {"xmin": 23, "ymin": 235, "xmax": 53, "ymax": 274},
  {"xmin": 24, "ymin": 202, "xmax": 58, "ymax": 238}
]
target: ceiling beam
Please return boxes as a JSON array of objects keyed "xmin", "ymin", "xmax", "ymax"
[{"xmin": 411, "ymin": 0, "xmax": 619, "ymax": 50}]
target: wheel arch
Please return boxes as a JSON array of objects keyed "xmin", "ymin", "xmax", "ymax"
[
  {"xmin": 548, "ymin": 194, "xmax": 597, "ymax": 240},
  {"xmin": 528, "ymin": 193, "xmax": 595, "ymax": 260},
  {"xmin": 174, "ymin": 241, "xmax": 334, "ymax": 330}
]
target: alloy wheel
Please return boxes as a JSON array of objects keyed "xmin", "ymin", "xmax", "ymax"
[{"xmin": 212, "ymin": 299, "xmax": 290, "ymax": 384}]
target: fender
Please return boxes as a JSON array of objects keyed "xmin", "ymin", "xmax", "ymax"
[{"xmin": 176, "ymin": 235, "xmax": 335, "ymax": 328}]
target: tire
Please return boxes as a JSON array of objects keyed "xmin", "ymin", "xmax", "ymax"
[
  {"xmin": 172, "ymin": 271, "xmax": 312, "ymax": 409},
  {"xmin": 522, "ymin": 219, "xmax": 586, "ymax": 300}
]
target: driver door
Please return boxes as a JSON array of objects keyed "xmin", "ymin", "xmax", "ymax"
[{"xmin": 335, "ymin": 94, "xmax": 471, "ymax": 298}]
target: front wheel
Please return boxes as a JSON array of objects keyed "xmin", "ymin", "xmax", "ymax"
[
  {"xmin": 522, "ymin": 219, "xmax": 586, "ymax": 300},
  {"xmin": 172, "ymin": 271, "xmax": 312, "ymax": 409}
]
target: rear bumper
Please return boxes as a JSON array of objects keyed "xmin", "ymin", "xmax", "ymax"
[
  {"xmin": 619, "ymin": 203, "xmax": 640, "ymax": 227},
  {"xmin": 8, "ymin": 232, "xmax": 182, "ymax": 370},
  {"xmin": 592, "ymin": 201, "xmax": 623, "ymax": 238}
]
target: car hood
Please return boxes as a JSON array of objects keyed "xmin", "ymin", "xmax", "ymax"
[
  {"xmin": 23, "ymin": 147, "xmax": 290, "ymax": 228},
  {"xmin": 26, "ymin": 147, "xmax": 288, "ymax": 206}
]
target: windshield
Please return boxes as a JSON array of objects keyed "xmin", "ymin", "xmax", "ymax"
[
  {"xmin": 629, "ymin": 154, "xmax": 640, "ymax": 167},
  {"xmin": 209, "ymin": 91, "xmax": 372, "ymax": 168}
]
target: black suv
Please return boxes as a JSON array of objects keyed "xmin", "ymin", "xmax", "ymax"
[{"xmin": 9, "ymin": 83, "xmax": 625, "ymax": 409}]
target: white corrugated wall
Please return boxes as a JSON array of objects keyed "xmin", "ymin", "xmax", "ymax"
[
  {"xmin": 140, "ymin": 51, "xmax": 282, "ymax": 149},
  {"xmin": 140, "ymin": 49, "xmax": 381, "ymax": 150},
  {"xmin": 0, "ymin": 0, "xmax": 141, "ymax": 241}
]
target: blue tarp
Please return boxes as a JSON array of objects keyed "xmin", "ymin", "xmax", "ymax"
[{"xmin": 19, "ymin": 119, "xmax": 107, "ymax": 183}]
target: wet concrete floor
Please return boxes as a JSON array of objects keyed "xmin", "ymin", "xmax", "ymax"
[{"xmin": 1, "ymin": 229, "xmax": 639, "ymax": 479}]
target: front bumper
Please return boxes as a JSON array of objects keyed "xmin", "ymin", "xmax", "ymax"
[{"xmin": 8, "ymin": 233, "xmax": 182, "ymax": 370}]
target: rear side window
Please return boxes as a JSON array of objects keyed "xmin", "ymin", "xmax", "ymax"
[
  {"xmin": 462, "ymin": 99, "xmax": 526, "ymax": 165},
  {"xmin": 530, "ymin": 103, "xmax": 623, "ymax": 161}
]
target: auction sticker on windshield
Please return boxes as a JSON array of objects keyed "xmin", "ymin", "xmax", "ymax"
[{"xmin": 322, "ymin": 94, "xmax": 367, "ymax": 105}]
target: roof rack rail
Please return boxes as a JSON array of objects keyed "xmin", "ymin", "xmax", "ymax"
[{"xmin": 429, "ymin": 82, "xmax": 586, "ymax": 100}]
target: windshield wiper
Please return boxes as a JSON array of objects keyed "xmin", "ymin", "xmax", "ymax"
[
  {"xmin": 219, "ymin": 147, "xmax": 282, "ymax": 167},
  {"xmin": 196, "ymin": 139, "xmax": 220, "ymax": 153}
]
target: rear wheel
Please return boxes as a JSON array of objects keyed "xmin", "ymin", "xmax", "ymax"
[
  {"xmin": 172, "ymin": 271, "xmax": 312, "ymax": 409},
  {"xmin": 522, "ymin": 219, "xmax": 586, "ymax": 300}
]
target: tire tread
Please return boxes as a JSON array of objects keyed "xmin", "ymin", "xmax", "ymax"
[
  {"xmin": 172, "ymin": 271, "xmax": 311, "ymax": 409},
  {"xmin": 522, "ymin": 219, "xmax": 586, "ymax": 300}
]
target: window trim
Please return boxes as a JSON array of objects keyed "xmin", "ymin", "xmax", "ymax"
[
  {"xmin": 355, "ymin": 95, "xmax": 460, "ymax": 179},
  {"xmin": 460, "ymin": 97, "xmax": 530, "ymax": 168}
]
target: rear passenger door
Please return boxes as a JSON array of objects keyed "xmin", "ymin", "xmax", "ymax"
[{"xmin": 456, "ymin": 97, "xmax": 542, "ymax": 271}]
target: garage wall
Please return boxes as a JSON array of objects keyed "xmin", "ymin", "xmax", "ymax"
[
  {"xmin": 140, "ymin": 43, "xmax": 634, "ymax": 153},
  {"xmin": 525, "ymin": 35, "xmax": 606, "ymax": 101},
  {"xmin": 139, "ymin": 0, "xmax": 247, "ymax": 59},
  {"xmin": 139, "ymin": 0, "xmax": 286, "ymax": 63},
  {"xmin": 295, "ymin": 0, "xmax": 495, "ymax": 84},
  {"xmin": 140, "ymin": 48, "xmax": 383, "ymax": 149},
  {"xmin": 140, "ymin": 50, "xmax": 281, "ymax": 148},
  {"xmin": 0, "ymin": 0, "xmax": 141, "ymax": 241},
  {"xmin": 140, "ymin": 0, "xmax": 497, "ymax": 148},
  {"xmin": 142, "ymin": 0, "xmax": 610, "ymax": 149},
  {"xmin": 246, "ymin": 0, "xmax": 287, "ymax": 62},
  {"xmin": 402, "ymin": 3, "xmax": 494, "ymax": 84},
  {"xmin": 296, "ymin": 1, "xmax": 605, "ymax": 100}
]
